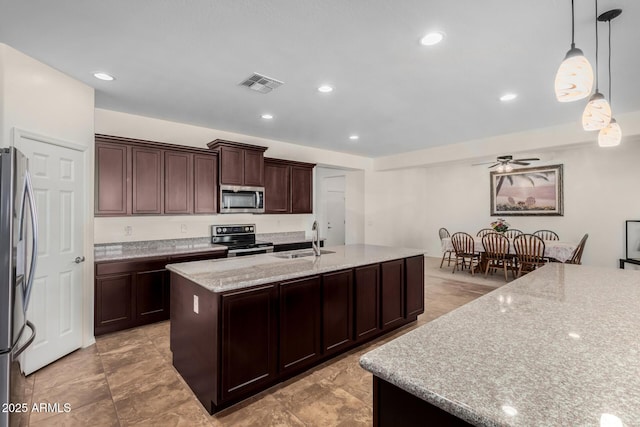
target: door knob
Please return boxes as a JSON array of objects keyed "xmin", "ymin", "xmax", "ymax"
[{"xmin": 74, "ymin": 256, "xmax": 85, "ymax": 264}]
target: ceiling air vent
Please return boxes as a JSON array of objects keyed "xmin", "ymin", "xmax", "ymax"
[{"xmin": 239, "ymin": 73, "xmax": 283, "ymax": 94}]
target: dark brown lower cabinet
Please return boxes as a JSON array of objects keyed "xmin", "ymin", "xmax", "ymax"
[
  {"xmin": 405, "ymin": 256, "xmax": 425, "ymax": 318},
  {"xmin": 279, "ymin": 276, "xmax": 322, "ymax": 375},
  {"xmin": 95, "ymin": 250, "xmax": 227, "ymax": 336},
  {"xmin": 322, "ymin": 270, "xmax": 354, "ymax": 355},
  {"xmin": 355, "ymin": 264, "xmax": 381, "ymax": 341},
  {"xmin": 170, "ymin": 255, "xmax": 424, "ymax": 414},
  {"xmin": 95, "ymin": 274, "xmax": 133, "ymax": 334},
  {"xmin": 381, "ymin": 259, "xmax": 405, "ymax": 330},
  {"xmin": 221, "ymin": 285, "xmax": 278, "ymax": 401}
]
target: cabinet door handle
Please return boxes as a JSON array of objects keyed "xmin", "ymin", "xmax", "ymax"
[{"xmin": 74, "ymin": 256, "xmax": 86, "ymax": 264}]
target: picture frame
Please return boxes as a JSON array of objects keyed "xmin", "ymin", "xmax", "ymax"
[
  {"xmin": 490, "ymin": 164, "xmax": 563, "ymax": 216},
  {"xmin": 625, "ymin": 220, "xmax": 640, "ymax": 261}
]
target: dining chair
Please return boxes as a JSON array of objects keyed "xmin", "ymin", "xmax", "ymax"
[
  {"xmin": 438, "ymin": 227, "xmax": 454, "ymax": 268},
  {"xmin": 482, "ymin": 233, "xmax": 515, "ymax": 281},
  {"xmin": 513, "ymin": 234, "xmax": 546, "ymax": 278},
  {"xmin": 533, "ymin": 230, "xmax": 560, "ymax": 241},
  {"xmin": 565, "ymin": 234, "xmax": 589, "ymax": 265},
  {"xmin": 503, "ymin": 229, "xmax": 523, "ymax": 239},
  {"xmin": 451, "ymin": 232, "xmax": 481, "ymax": 275},
  {"xmin": 476, "ymin": 228, "xmax": 495, "ymax": 237}
]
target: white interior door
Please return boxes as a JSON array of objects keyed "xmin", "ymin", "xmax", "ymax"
[
  {"xmin": 326, "ymin": 190, "xmax": 345, "ymax": 246},
  {"xmin": 15, "ymin": 132, "xmax": 85, "ymax": 374}
]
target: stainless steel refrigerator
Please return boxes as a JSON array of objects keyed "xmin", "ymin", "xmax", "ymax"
[{"xmin": 1, "ymin": 147, "xmax": 38, "ymax": 427}]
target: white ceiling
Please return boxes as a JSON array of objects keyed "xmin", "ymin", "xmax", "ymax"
[{"xmin": 1, "ymin": 0, "xmax": 637, "ymax": 157}]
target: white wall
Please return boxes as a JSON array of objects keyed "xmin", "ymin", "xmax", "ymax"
[
  {"xmin": 94, "ymin": 109, "xmax": 372, "ymax": 243},
  {"xmin": 365, "ymin": 137, "xmax": 640, "ymax": 268},
  {"xmin": 0, "ymin": 44, "xmax": 95, "ymax": 346}
]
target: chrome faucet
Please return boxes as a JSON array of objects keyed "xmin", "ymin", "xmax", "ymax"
[{"xmin": 311, "ymin": 220, "xmax": 321, "ymax": 256}]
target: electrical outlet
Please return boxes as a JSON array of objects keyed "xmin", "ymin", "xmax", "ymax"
[
  {"xmin": 125, "ymin": 226, "xmax": 133, "ymax": 236},
  {"xmin": 193, "ymin": 295, "xmax": 199, "ymax": 314},
  {"xmin": 181, "ymin": 224, "xmax": 187, "ymax": 233}
]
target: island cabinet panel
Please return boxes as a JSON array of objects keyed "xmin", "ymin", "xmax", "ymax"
[
  {"xmin": 135, "ymin": 268, "xmax": 170, "ymax": 324},
  {"xmin": 220, "ymin": 285, "xmax": 278, "ymax": 402},
  {"xmin": 290, "ymin": 165, "xmax": 313, "ymax": 213},
  {"xmin": 164, "ymin": 151, "xmax": 193, "ymax": 214},
  {"xmin": 405, "ymin": 255, "xmax": 425, "ymax": 318},
  {"xmin": 264, "ymin": 160, "xmax": 290, "ymax": 213},
  {"xmin": 95, "ymin": 142, "xmax": 130, "ymax": 215},
  {"xmin": 95, "ymin": 274, "xmax": 134, "ymax": 334},
  {"xmin": 219, "ymin": 146, "xmax": 244, "ymax": 186},
  {"xmin": 132, "ymin": 147, "xmax": 163, "ymax": 214},
  {"xmin": 170, "ymin": 273, "xmax": 219, "ymax": 414},
  {"xmin": 322, "ymin": 270, "xmax": 354, "ymax": 355},
  {"xmin": 243, "ymin": 150, "xmax": 264, "ymax": 187},
  {"xmin": 381, "ymin": 259, "xmax": 405, "ymax": 330},
  {"xmin": 193, "ymin": 154, "xmax": 218, "ymax": 214},
  {"xmin": 354, "ymin": 264, "xmax": 381, "ymax": 341},
  {"xmin": 279, "ymin": 276, "xmax": 322, "ymax": 375}
]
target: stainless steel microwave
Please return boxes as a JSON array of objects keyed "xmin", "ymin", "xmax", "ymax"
[{"xmin": 219, "ymin": 185, "xmax": 265, "ymax": 214}]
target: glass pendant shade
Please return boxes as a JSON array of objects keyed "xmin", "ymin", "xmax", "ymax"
[
  {"xmin": 582, "ymin": 91, "xmax": 611, "ymax": 130},
  {"xmin": 598, "ymin": 118, "xmax": 621, "ymax": 147},
  {"xmin": 555, "ymin": 47, "xmax": 594, "ymax": 102}
]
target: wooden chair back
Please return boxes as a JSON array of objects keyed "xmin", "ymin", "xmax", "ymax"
[
  {"xmin": 451, "ymin": 232, "xmax": 475, "ymax": 255},
  {"xmin": 439, "ymin": 227, "xmax": 450, "ymax": 240},
  {"xmin": 482, "ymin": 233, "xmax": 510, "ymax": 260},
  {"xmin": 513, "ymin": 234, "xmax": 546, "ymax": 264},
  {"xmin": 503, "ymin": 229, "xmax": 523, "ymax": 239},
  {"xmin": 533, "ymin": 230, "xmax": 559, "ymax": 241},
  {"xmin": 476, "ymin": 228, "xmax": 495, "ymax": 237},
  {"xmin": 567, "ymin": 234, "xmax": 589, "ymax": 265}
]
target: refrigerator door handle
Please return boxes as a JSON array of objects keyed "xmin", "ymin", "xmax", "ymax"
[
  {"xmin": 12, "ymin": 320, "xmax": 36, "ymax": 358},
  {"xmin": 22, "ymin": 171, "xmax": 38, "ymax": 314}
]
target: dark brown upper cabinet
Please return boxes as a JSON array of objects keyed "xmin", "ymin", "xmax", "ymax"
[
  {"xmin": 264, "ymin": 158, "xmax": 315, "ymax": 214},
  {"xmin": 95, "ymin": 141, "xmax": 130, "ymax": 216},
  {"xmin": 164, "ymin": 151, "xmax": 193, "ymax": 214},
  {"xmin": 207, "ymin": 140, "xmax": 267, "ymax": 187},
  {"xmin": 94, "ymin": 134, "xmax": 218, "ymax": 216}
]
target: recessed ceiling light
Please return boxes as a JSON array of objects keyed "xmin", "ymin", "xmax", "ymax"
[
  {"xmin": 318, "ymin": 85, "xmax": 333, "ymax": 93},
  {"xmin": 93, "ymin": 72, "xmax": 115, "ymax": 81},
  {"xmin": 349, "ymin": 135, "xmax": 359, "ymax": 140},
  {"xmin": 261, "ymin": 114, "xmax": 273, "ymax": 120},
  {"xmin": 500, "ymin": 93, "xmax": 518, "ymax": 102},
  {"xmin": 420, "ymin": 32, "xmax": 444, "ymax": 46}
]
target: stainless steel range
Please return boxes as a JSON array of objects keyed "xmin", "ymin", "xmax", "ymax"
[{"xmin": 211, "ymin": 224, "xmax": 273, "ymax": 257}]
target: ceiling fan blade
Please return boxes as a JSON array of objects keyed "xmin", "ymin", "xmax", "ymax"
[
  {"xmin": 511, "ymin": 161, "xmax": 530, "ymax": 166},
  {"xmin": 487, "ymin": 163, "xmax": 500, "ymax": 168},
  {"xmin": 512, "ymin": 158, "xmax": 540, "ymax": 162},
  {"xmin": 472, "ymin": 161, "xmax": 499, "ymax": 166}
]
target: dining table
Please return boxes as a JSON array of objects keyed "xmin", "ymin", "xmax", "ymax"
[{"xmin": 441, "ymin": 236, "xmax": 577, "ymax": 263}]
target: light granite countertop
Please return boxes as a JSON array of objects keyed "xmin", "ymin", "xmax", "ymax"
[
  {"xmin": 360, "ymin": 264, "xmax": 640, "ymax": 426},
  {"xmin": 166, "ymin": 244, "xmax": 424, "ymax": 293},
  {"xmin": 94, "ymin": 237, "xmax": 227, "ymax": 262}
]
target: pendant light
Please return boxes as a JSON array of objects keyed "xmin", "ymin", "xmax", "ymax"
[
  {"xmin": 555, "ymin": 0, "xmax": 594, "ymax": 102},
  {"xmin": 598, "ymin": 9, "xmax": 623, "ymax": 147},
  {"xmin": 582, "ymin": 0, "xmax": 611, "ymax": 131}
]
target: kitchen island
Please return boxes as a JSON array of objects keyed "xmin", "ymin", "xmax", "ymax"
[
  {"xmin": 360, "ymin": 263, "xmax": 640, "ymax": 426},
  {"xmin": 166, "ymin": 244, "xmax": 425, "ymax": 413}
]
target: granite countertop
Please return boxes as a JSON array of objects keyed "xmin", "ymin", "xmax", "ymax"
[
  {"xmin": 359, "ymin": 264, "xmax": 640, "ymax": 426},
  {"xmin": 257, "ymin": 231, "xmax": 326, "ymax": 245},
  {"xmin": 166, "ymin": 244, "xmax": 424, "ymax": 293},
  {"xmin": 94, "ymin": 237, "xmax": 227, "ymax": 262}
]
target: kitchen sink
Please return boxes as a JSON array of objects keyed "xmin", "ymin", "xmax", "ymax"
[{"xmin": 272, "ymin": 250, "xmax": 335, "ymax": 259}]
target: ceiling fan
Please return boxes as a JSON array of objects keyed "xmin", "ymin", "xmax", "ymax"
[{"xmin": 473, "ymin": 155, "xmax": 540, "ymax": 172}]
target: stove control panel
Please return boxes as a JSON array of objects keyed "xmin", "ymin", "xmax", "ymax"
[{"xmin": 211, "ymin": 224, "xmax": 256, "ymax": 236}]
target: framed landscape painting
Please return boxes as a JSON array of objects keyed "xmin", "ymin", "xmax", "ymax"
[{"xmin": 490, "ymin": 164, "xmax": 563, "ymax": 216}]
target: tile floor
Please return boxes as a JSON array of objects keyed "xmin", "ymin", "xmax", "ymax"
[{"xmin": 20, "ymin": 257, "xmax": 504, "ymax": 426}]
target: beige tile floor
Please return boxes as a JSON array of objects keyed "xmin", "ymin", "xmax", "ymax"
[{"xmin": 21, "ymin": 257, "xmax": 504, "ymax": 426}]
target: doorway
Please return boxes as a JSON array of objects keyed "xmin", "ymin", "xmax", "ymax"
[
  {"xmin": 323, "ymin": 176, "xmax": 345, "ymax": 246},
  {"xmin": 14, "ymin": 130, "xmax": 85, "ymax": 374}
]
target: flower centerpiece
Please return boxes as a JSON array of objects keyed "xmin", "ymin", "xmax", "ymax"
[{"xmin": 490, "ymin": 218, "xmax": 510, "ymax": 233}]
